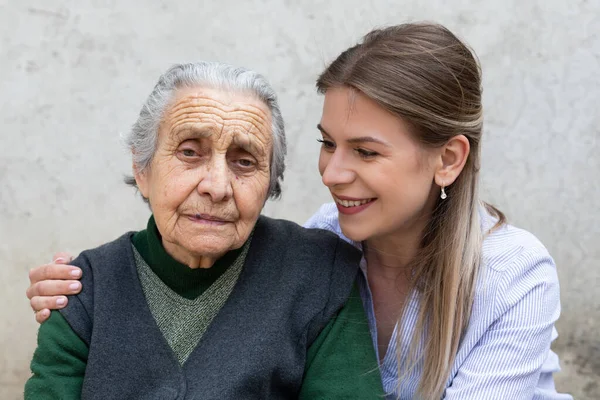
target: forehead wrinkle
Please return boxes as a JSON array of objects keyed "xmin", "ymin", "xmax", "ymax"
[
  {"xmin": 167, "ymin": 109, "xmax": 222, "ymax": 137},
  {"xmin": 169, "ymin": 94, "xmax": 271, "ymax": 127},
  {"xmin": 167, "ymin": 105, "xmax": 270, "ymax": 141},
  {"xmin": 199, "ymin": 105, "xmax": 270, "ymax": 132},
  {"xmin": 164, "ymin": 106, "xmax": 222, "ymax": 139},
  {"xmin": 227, "ymin": 120, "xmax": 271, "ymax": 137},
  {"xmin": 177, "ymin": 112, "xmax": 270, "ymax": 138},
  {"xmin": 164, "ymin": 93, "xmax": 273, "ymax": 149},
  {"xmin": 167, "ymin": 116, "xmax": 271, "ymax": 157},
  {"xmin": 170, "ymin": 122, "xmax": 218, "ymax": 141}
]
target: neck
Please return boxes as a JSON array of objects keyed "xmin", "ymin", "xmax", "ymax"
[
  {"xmin": 364, "ymin": 236, "xmax": 417, "ymax": 281},
  {"xmin": 364, "ymin": 195, "xmax": 438, "ymax": 278},
  {"xmin": 162, "ymin": 239, "xmax": 222, "ymax": 269},
  {"xmin": 364, "ymin": 218, "xmax": 428, "ymax": 281}
]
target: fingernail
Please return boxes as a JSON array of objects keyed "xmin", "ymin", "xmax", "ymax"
[
  {"xmin": 69, "ymin": 282, "xmax": 80, "ymax": 291},
  {"xmin": 57, "ymin": 297, "xmax": 66, "ymax": 306},
  {"xmin": 53, "ymin": 257, "xmax": 66, "ymax": 263},
  {"xmin": 70, "ymin": 268, "xmax": 81, "ymax": 278}
]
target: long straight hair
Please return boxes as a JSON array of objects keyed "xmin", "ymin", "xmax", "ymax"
[{"xmin": 317, "ymin": 23, "xmax": 505, "ymax": 399}]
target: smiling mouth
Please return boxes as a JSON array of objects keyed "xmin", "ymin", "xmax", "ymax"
[
  {"xmin": 332, "ymin": 195, "xmax": 377, "ymax": 216},
  {"xmin": 333, "ymin": 196, "xmax": 377, "ymax": 208}
]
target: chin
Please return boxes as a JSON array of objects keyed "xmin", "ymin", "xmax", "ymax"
[
  {"xmin": 338, "ymin": 223, "xmax": 370, "ymax": 243},
  {"xmin": 188, "ymin": 237, "xmax": 233, "ymax": 256}
]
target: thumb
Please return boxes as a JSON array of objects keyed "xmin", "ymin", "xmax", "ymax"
[{"xmin": 52, "ymin": 252, "xmax": 74, "ymax": 264}]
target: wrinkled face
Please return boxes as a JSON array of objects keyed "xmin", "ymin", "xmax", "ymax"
[
  {"xmin": 136, "ymin": 87, "xmax": 273, "ymax": 264},
  {"xmin": 318, "ymin": 87, "xmax": 438, "ymax": 243}
]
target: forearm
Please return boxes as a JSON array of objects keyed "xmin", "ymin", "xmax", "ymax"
[{"xmin": 25, "ymin": 311, "xmax": 88, "ymax": 399}]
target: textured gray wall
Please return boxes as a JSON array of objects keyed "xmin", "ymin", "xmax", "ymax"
[{"xmin": 1, "ymin": 0, "xmax": 598, "ymax": 398}]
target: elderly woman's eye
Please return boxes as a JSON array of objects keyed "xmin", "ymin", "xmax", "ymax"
[
  {"xmin": 181, "ymin": 149, "xmax": 197, "ymax": 157},
  {"xmin": 237, "ymin": 159, "xmax": 255, "ymax": 168}
]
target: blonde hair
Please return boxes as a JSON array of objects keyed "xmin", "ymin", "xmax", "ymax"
[{"xmin": 316, "ymin": 22, "xmax": 505, "ymax": 399}]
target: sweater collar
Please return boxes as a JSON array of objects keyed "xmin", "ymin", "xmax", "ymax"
[{"xmin": 131, "ymin": 215, "xmax": 245, "ymax": 299}]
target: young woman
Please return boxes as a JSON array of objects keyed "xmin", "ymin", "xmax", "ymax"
[{"xmin": 26, "ymin": 23, "xmax": 571, "ymax": 399}]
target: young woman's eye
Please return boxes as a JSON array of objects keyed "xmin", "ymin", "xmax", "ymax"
[
  {"xmin": 317, "ymin": 138, "xmax": 335, "ymax": 151},
  {"xmin": 355, "ymin": 148, "xmax": 379, "ymax": 158}
]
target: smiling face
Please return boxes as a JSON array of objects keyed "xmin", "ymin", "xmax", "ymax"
[
  {"xmin": 135, "ymin": 86, "xmax": 273, "ymax": 268},
  {"xmin": 318, "ymin": 86, "xmax": 440, "ymax": 243}
]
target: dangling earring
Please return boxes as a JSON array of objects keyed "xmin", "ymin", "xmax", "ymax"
[{"xmin": 440, "ymin": 185, "xmax": 447, "ymax": 200}]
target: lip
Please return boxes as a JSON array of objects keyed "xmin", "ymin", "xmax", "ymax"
[
  {"xmin": 186, "ymin": 214, "xmax": 231, "ymax": 226},
  {"xmin": 334, "ymin": 194, "xmax": 371, "ymax": 201},
  {"xmin": 332, "ymin": 194, "xmax": 376, "ymax": 216}
]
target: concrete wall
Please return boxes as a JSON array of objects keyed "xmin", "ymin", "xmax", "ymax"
[{"xmin": 1, "ymin": 0, "xmax": 598, "ymax": 398}]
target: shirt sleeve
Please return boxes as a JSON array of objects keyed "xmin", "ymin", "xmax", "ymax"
[
  {"xmin": 303, "ymin": 203, "xmax": 338, "ymax": 231},
  {"xmin": 24, "ymin": 311, "xmax": 88, "ymax": 400},
  {"xmin": 299, "ymin": 283, "xmax": 384, "ymax": 399},
  {"xmin": 444, "ymin": 249, "xmax": 573, "ymax": 400}
]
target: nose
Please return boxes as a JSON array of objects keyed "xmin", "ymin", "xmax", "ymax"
[
  {"xmin": 196, "ymin": 156, "xmax": 233, "ymax": 202},
  {"xmin": 320, "ymin": 150, "xmax": 356, "ymax": 188}
]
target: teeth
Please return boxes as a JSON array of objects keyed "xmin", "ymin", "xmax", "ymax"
[{"xmin": 335, "ymin": 198, "xmax": 372, "ymax": 207}]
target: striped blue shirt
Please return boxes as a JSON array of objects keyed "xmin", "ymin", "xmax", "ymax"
[{"xmin": 305, "ymin": 203, "xmax": 572, "ymax": 400}]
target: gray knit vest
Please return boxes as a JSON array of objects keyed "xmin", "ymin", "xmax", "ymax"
[{"xmin": 60, "ymin": 215, "xmax": 361, "ymax": 400}]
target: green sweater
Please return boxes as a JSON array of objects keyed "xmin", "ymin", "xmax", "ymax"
[{"xmin": 25, "ymin": 217, "xmax": 383, "ymax": 399}]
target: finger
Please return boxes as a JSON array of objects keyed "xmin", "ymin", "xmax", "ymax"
[
  {"xmin": 27, "ymin": 279, "xmax": 82, "ymax": 299},
  {"xmin": 51, "ymin": 252, "xmax": 74, "ymax": 264},
  {"xmin": 30, "ymin": 295, "xmax": 69, "ymax": 312},
  {"xmin": 35, "ymin": 309, "xmax": 51, "ymax": 324},
  {"xmin": 28, "ymin": 263, "xmax": 82, "ymax": 285}
]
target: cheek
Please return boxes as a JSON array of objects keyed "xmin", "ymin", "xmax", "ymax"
[
  {"xmin": 378, "ymin": 156, "xmax": 432, "ymax": 202},
  {"xmin": 233, "ymin": 175, "xmax": 270, "ymax": 217},
  {"xmin": 151, "ymin": 167, "xmax": 199, "ymax": 207}
]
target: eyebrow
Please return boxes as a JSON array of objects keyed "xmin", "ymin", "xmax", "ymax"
[
  {"xmin": 172, "ymin": 123, "xmax": 266, "ymax": 153},
  {"xmin": 317, "ymin": 124, "xmax": 391, "ymax": 147},
  {"xmin": 171, "ymin": 124, "xmax": 214, "ymax": 140},
  {"xmin": 232, "ymin": 131, "xmax": 266, "ymax": 156}
]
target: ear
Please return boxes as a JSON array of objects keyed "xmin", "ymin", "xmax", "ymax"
[
  {"xmin": 133, "ymin": 162, "xmax": 150, "ymax": 199},
  {"xmin": 434, "ymin": 134, "xmax": 470, "ymax": 187}
]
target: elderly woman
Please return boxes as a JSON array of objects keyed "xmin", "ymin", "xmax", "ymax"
[{"xmin": 24, "ymin": 62, "xmax": 383, "ymax": 399}]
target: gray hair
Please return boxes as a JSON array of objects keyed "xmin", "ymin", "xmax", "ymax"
[{"xmin": 124, "ymin": 61, "xmax": 287, "ymax": 199}]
